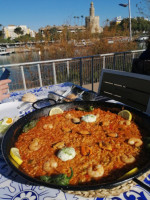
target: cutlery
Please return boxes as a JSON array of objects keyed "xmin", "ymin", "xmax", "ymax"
[{"xmin": 17, "ymin": 102, "xmax": 29, "ymax": 109}]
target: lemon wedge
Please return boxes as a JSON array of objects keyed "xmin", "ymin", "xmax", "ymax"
[
  {"xmin": 118, "ymin": 167, "xmax": 138, "ymax": 180},
  {"xmin": 9, "ymin": 157, "xmax": 19, "ymax": 168},
  {"xmin": 118, "ymin": 110, "xmax": 132, "ymax": 121},
  {"xmin": 49, "ymin": 107, "xmax": 63, "ymax": 116},
  {"xmin": 10, "ymin": 147, "xmax": 23, "ymax": 165}
]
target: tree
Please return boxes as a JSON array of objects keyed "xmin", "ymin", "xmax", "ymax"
[
  {"xmin": 0, "ymin": 24, "xmax": 3, "ymax": 38},
  {"xmin": 81, "ymin": 15, "xmax": 84, "ymax": 26},
  {"xmin": 117, "ymin": 17, "xmax": 150, "ymax": 35},
  {"xmin": 49, "ymin": 27, "xmax": 59, "ymax": 41},
  {"xmin": 77, "ymin": 16, "xmax": 80, "ymax": 26},
  {"xmin": 14, "ymin": 27, "xmax": 24, "ymax": 35},
  {"xmin": 74, "ymin": 16, "xmax": 77, "ymax": 26}
]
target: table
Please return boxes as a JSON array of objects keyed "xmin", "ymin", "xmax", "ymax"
[{"xmin": 0, "ymin": 82, "xmax": 150, "ymax": 200}]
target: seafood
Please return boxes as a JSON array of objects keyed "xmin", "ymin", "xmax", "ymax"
[
  {"xmin": 88, "ymin": 164, "xmax": 104, "ymax": 178},
  {"xmin": 29, "ymin": 138, "xmax": 41, "ymax": 151},
  {"xmin": 43, "ymin": 158, "xmax": 58, "ymax": 173},
  {"xmin": 128, "ymin": 138, "xmax": 143, "ymax": 147},
  {"xmin": 43, "ymin": 124, "xmax": 53, "ymax": 129},
  {"xmin": 99, "ymin": 141, "xmax": 112, "ymax": 151},
  {"xmin": 14, "ymin": 107, "xmax": 147, "ymax": 185},
  {"xmin": 121, "ymin": 154, "xmax": 136, "ymax": 164},
  {"xmin": 80, "ymin": 146, "xmax": 92, "ymax": 156},
  {"xmin": 72, "ymin": 117, "xmax": 81, "ymax": 124}
]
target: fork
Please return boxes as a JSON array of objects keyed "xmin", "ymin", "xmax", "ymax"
[{"xmin": 17, "ymin": 102, "xmax": 30, "ymax": 109}]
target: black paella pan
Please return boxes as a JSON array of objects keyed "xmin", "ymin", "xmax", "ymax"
[{"xmin": 1, "ymin": 101, "xmax": 150, "ymax": 191}]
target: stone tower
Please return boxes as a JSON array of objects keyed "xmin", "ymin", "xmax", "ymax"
[{"xmin": 85, "ymin": 2, "xmax": 103, "ymax": 33}]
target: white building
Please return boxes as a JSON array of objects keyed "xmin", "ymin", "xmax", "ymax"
[
  {"xmin": 3, "ymin": 25, "xmax": 36, "ymax": 39},
  {"xmin": 114, "ymin": 16, "xmax": 122, "ymax": 24}
]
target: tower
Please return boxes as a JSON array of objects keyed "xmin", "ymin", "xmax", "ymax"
[
  {"xmin": 85, "ymin": 2, "xmax": 103, "ymax": 33},
  {"xmin": 90, "ymin": 2, "xmax": 95, "ymax": 17}
]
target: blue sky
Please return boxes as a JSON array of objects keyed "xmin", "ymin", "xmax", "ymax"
[{"xmin": 0, "ymin": 0, "xmax": 143, "ymax": 31}]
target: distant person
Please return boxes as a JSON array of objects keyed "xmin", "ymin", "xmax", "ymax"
[
  {"xmin": 132, "ymin": 37, "xmax": 150, "ymax": 75},
  {"xmin": 0, "ymin": 79, "xmax": 11, "ymax": 101}
]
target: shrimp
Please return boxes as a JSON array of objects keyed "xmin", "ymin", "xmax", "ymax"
[
  {"xmin": 121, "ymin": 154, "xmax": 135, "ymax": 164},
  {"xmin": 128, "ymin": 138, "xmax": 143, "ymax": 147},
  {"xmin": 65, "ymin": 113, "xmax": 74, "ymax": 119},
  {"xmin": 43, "ymin": 158, "xmax": 58, "ymax": 173},
  {"xmin": 43, "ymin": 124, "xmax": 53, "ymax": 129},
  {"xmin": 29, "ymin": 138, "xmax": 41, "ymax": 151},
  {"xmin": 88, "ymin": 164, "xmax": 104, "ymax": 178},
  {"xmin": 72, "ymin": 117, "xmax": 81, "ymax": 124},
  {"xmin": 119, "ymin": 120, "xmax": 131, "ymax": 126}
]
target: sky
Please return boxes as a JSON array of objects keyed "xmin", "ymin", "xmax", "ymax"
[{"xmin": 0, "ymin": 0, "xmax": 143, "ymax": 31}]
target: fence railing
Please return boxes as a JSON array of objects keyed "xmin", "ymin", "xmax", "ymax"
[{"xmin": 0, "ymin": 49, "xmax": 144, "ymax": 92}]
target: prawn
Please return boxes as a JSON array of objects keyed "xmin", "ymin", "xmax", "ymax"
[
  {"xmin": 128, "ymin": 138, "xmax": 143, "ymax": 147},
  {"xmin": 121, "ymin": 154, "xmax": 135, "ymax": 164},
  {"xmin": 88, "ymin": 164, "xmax": 104, "ymax": 178},
  {"xmin": 43, "ymin": 158, "xmax": 58, "ymax": 173},
  {"xmin": 43, "ymin": 124, "xmax": 53, "ymax": 129},
  {"xmin": 29, "ymin": 138, "xmax": 41, "ymax": 151}
]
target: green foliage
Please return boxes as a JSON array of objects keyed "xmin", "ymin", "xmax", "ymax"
[
  {"xmin": 14, "ymin": 27, "xmax": 24, "ymax": 35},
  {"xmin": 14, "ymin": 34, "xmax": 35, "ymax": 42},
  {"xmin": 108, "ymin": 17, "xmax": 150, "ymax": 35}
]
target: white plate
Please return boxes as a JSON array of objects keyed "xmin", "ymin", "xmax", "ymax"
[{"xmin": 0, "ymin": 101, "xmax": 27, "ymax": 120}]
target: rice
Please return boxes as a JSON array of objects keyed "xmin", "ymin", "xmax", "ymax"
[{"xmin": 15, "ymin": 108, "xmax": 147, "ymax": 185}]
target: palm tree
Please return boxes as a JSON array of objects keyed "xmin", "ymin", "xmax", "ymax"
[
  {"xmin": 77, "ymin": 16, "xmax": 80, "ymax": 26},
  {"xmin": 104, "ymin": 19, "xmax": 110, "ymax": 26},
  {"xmin": 81, "ymin": 15, "xmax": 84, "ymax": 26},
  {"xmin": 74, "ymin": 16, "xmax": 77, "ymax": 26}
]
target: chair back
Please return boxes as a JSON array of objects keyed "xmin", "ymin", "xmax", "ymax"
[{"xmin": 98, "ymin": 69, "xmax": 150, "ymax": 114}]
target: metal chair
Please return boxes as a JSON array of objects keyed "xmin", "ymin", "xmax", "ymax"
[{"xmin": 97, "ymin": 69, "xmax": 150, "ymax": 114}]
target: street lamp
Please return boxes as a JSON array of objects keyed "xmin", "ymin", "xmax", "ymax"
[{"xmin": 119, "ymin": 0, "xmax": 132, "ymax": 41}]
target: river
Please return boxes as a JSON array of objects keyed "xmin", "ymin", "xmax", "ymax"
[
  {"xmin": 0, "ymin": 51, "xmax": 41, "ymax": 66},
  {"xmin": 0, "ymin": 40, "xmax": 146, "ymax": 66}
]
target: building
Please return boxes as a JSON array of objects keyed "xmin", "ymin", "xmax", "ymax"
[
  {"xmin": 113, "ymin": 16, "xmax": 122, "ymax": 24},
  {"xmin": 85, "ymin": 2, "xmax": 103, "ymax": 33},
  {"xmin": 40, "ymin": 2, "xmax": 103, "ymax": 36},
  {"xmin": 3, "ymin": 25, "xmax": 36, "ymax": 39},
  {"xmin": 39, "ymin": 25, "xmax": 86, "ymax": 36}
]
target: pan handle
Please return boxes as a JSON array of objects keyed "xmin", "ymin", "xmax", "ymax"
[
  {"xmin": 133, "ymin": 178, "xmax": 150, "ymax": 192},
  {"xmin": 32, "ymin": 98, "xmax": 56, "ymax": 110}
]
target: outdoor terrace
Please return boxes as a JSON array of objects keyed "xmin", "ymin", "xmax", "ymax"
[{"xmin": 0, "ymin": 49, "xmax": 144, "ymax": 93}]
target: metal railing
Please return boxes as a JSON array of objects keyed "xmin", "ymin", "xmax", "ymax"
[{"xmin": 0, "ymin": 49, "xmax": 144, "ymax": 92}]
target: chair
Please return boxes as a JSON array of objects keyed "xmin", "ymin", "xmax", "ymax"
[{"xmin": 97, "ymin": 69, "xmax": 150, "ymax": 114}]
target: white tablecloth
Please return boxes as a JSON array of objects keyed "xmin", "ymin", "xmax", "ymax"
[{"xmin": 0, "ymin": 82, "xmax": 150, "ymax": 200}]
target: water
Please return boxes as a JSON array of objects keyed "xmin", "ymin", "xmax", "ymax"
[{"xmin": 0, "ymin": 51, "xmax": 41, "ymax": 66}]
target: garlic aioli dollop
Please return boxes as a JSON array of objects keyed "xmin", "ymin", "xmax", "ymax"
[
  {"xmin": 57, "ymin": 147, "xmax": 76, "ymax": 161},
  {"xmin": 81, "ymin": 114, "xmax": 96, "ymax": 123}
]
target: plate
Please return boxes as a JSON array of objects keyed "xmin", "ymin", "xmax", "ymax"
[{"xmin": 0, "ymin": 101, "xmax": 32, "ymax": 120}]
